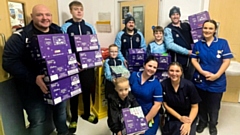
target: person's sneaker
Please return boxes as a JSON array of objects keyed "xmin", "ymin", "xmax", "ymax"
[
  {"xmin": 81, "ymin": 114, "xmax": 98, "ymax": 124},
  {"xmin": 68, "ymin": 121, "xmax": 77, "ymax": 133},
  {"xmin": 209, "ymin": 125, "xmax": 217, "ymax": 135},
  {"xmin": 196, "ymin": 122, "xmax": 207, "ymax": 133}
]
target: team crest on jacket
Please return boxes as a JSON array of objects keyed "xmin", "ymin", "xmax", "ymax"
[
  {"xmin": 176, "ymin": 34, "xmax": 179, "ymax": 37},
  {"xmin": 123, "ymin": 39, "xmax": 127, "ymax": 42},
  {"xmin": 86, "ymin": 31, "xmax": 91, "ymax": 35},
  {"xmin": 136, "ymin": 37, "xmax": 140, "ymax": 42},
  {"xmin": 71, "ymin": 33, "xmax": 74, "ymax": 36}
]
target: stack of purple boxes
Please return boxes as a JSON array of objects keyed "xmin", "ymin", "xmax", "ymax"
[
  {"xmin": 127, "ymin": 49, "xmax": 146, "ymax": 72},
  {"xmin": 73, "ymin": 34, "xmax": 103, "ymax": 69},
  {"xmin": 188, "ymin": 11, "xmax": 210, "ymax": 45},
  {"xmin": 152, "ymin": 53, "xmax": 171, "ymax": 82},
  {"xmin": 30, "ymin": 34, "xmax": 82, "ymax": 105},
  {"xmin": 121, "ymin": 106, "xmax": 148, "ymax": 135}
]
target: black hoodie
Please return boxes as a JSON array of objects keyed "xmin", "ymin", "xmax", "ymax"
[
  {"xmin": 107, "ymin": 91, "xmax": 139, "ymax": 133},
  {"xmin": 2, "ymin": 21, "xmax": 62, "ymax": 99}
]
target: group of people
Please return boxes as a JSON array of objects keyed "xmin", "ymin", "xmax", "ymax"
[
  {"xmin": 105, "ymin": 5, "xmax": 233, "ymax": 135},
  {"xmin": 2, "ymin": 1, "xmax": 233, "ymax": 135}
]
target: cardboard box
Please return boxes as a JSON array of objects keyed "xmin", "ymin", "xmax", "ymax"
[
  {"xmin": 188, "ymin": 11, "xmax": 210, "ymax": 30},
  {"xmin": 30, "ymin": 34, "xmax": 72, "ymax": 59},
  {"xmin": 78, "ymin": 50, "xmax": 103, "ymax": 69},
  {"xmin": 155, "ymin": 70, "xmax": 168, "ymax": 82},
  {"xmin": 151, "ymin": 53, "xmax": 171, "ymax": 70},
  {"xmin": 128, "ymin": 49, "xmax": 146, "ymax": 67},
  {"xmin": 191, "ymin": 28, "xmax": 203, "ymax": 43},
  {"xmin": 128, "ymin": 66, "xmax": 144, "ymax": 72},
  {"xmin": 44, "ymin": 74, "xmax": 82, "ymax": 105},
  {"xmin": 121, "ymin": 106, "xmax": 148, "ymax": 135},
  {"xmin": 40, "ymin": 54, "xmax": 79, "ymax": 82},
  {"xmin": 74, "ymin": 34, "xmax": 99, "ymax": 52},
  {"xmin": 110, "ymin": 66, "xmax": 130, "ymax": 79}
]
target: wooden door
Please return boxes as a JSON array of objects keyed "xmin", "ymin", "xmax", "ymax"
[
  {"xmin": 120, "ymin": 0, "xmax": 159, "ymax": 44},
  {"xmin": 209, "ymin": 0, "xmax": 240, "ymax": 61}
]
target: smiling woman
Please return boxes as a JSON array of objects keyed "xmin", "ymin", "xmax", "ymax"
[
  {"xmin": 129, "ymin": 55, "xmax": 163, "ymax": 135},
  {"xmin": 191, "ymin": 19, "xmax": 233, "ymax": 135},
  {"xmin": 161, "ymin": 62, "xmax": 201, "ymax": 135}
]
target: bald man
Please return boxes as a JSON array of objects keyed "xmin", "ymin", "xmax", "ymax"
[{"xmin": 3, "ymin": 4, "xmax": 70, "ymax": 135}]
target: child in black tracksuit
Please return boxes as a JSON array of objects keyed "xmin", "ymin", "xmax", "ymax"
[
  {"xmin": 107, "ymin": 77, "xmax": 139, "ymax": 135},
  {"xmin": 103, "ymin": 44, "xmax": 128, "ymax": 99}
]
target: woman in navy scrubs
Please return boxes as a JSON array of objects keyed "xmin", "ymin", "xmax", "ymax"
[
  {"xmin": 161, "ymin": 62, "xmax": 201, "ymax": 135},
  {"xmin": 129, "ymin": 55, "xmax": 163, "ymax": 135},
  {"xmin": 191, "ymin": 20, "xmax": 233, "ymax": 135}
]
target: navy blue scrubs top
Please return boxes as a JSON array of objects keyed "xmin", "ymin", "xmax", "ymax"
[
  {"xmin": 161, "ymin": 78, "xmax": 201, "ymax": 121},
  {"xmin": 191, "ymin": 37, "xmax": 233, "ymax": 93}
]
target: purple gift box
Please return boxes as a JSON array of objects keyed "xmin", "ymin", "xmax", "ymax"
[
  {"xmin": 121, "ymin": 106, "xmax": 148, "ymax": 135},
  {"xmin": 78, "ymin": 50, "xmax": 103, "ymax": 69},
  {"xmin": 128, "ymin": 49, "xmax": 146, "ymax": 67},
  {"xmin": 155, "ymin": 70, "xmax": 168, "ymax": 82},
  {"xmin": 191, "ymin": 28, "xmax": 203, "ymax": 43},
  {"xmin": 30, "ymin": 34, "xmax": 72, "ymax": 59},
  {"xmin": 74, "ymin": 34, "xmax": 99, "ymax": 52},
  {"xmin": 151, "ymin": 53, "xmax": 171, "ymax": 70},
  {"xmin": 40, "ymin": 54, "xmax": 79, "ymax": 82},
  {"xmin": 128, "ymin": 66, "xmax": 144, "ymax": 72},
  {"xmin": 43, "ymin": 74, "xmax": 82, "ymax": 105},
  {"xmin": 188, "ymin": 11, "xmax": 210, "ymax": 30}
]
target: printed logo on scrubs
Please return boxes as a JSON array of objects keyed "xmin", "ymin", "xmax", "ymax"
[
  {"xmin": 216, "ymin": 50, "xmax": 223, "ymax": 58},
  {"xmin": 123, "ymin": 39, "xmax": 127, "ymax": 43},
  {"xmin": 196, "ymin": 51, "xmax": 199, "ymax": 55},
  {"xmin": 136, "ymin": 37, "xmax": 140, "ymax": 42}
]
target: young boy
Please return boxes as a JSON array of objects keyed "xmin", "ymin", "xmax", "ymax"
[
  {"xmin": 61, "ymin": 1, "xmax": 98, "ymax": 133},
  {"xmin": 104, "ymin": 44, "xmax": 129, "ymax": 99},
  {"xmin": 147, "ymin": 26, "xmax": 167, "ymax": 55},
  {"xmin": 107, "ymin": 77, "xmax": 139, "ymax": 135}
]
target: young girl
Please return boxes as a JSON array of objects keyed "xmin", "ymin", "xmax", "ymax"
[{"xmin": 107, "ymin": 77, "xmax": 139, "ymax": 135}]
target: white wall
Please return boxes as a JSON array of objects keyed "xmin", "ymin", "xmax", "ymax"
[{"xmin": 57, "ymin": 0, "xmax": 209, "ymax": 47}]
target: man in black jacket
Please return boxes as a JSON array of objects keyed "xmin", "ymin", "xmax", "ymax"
[
  {"xmin": 2, "ymin": 4, "xmax": 69, "ymax": 135},
  {"xmin": 164, "ymin": 6, "xmax": 194, "ymax": 80}
]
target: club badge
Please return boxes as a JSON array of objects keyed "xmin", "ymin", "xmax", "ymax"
[{"xmin": 136, "ymin": 37, "xmax": 140, "ymax": 42}]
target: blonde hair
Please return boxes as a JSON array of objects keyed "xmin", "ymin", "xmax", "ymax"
[
  {"xmin": 108, "ymin": 44, "xmax": 118, "ymax": 50},
  {"xmin": 113, "ymin": 77, "xmax": 129, "ymax": 88}
]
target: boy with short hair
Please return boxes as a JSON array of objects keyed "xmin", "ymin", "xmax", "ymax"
[
  {"xmin": 147, "ymin": 26, "xmax": 167, "ymax": 54},
  {"xmin": 104, "ymin": 44, "xmax": 129, "ymax": 99},
  {"xmin": 61, "ymin": 1, "xmax": 98, "ymax": 133},
  {"xmin": 107, "ymin": 77, "xmax": 139, "ymax": 135}
]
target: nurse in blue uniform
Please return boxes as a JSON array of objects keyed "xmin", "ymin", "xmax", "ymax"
[
  {"xmin": 129, "ymin": 55, "xmax": 163, "ymax": 135},
  {"xmin": 191, "ymin": 20, "xmax": 233, "ymax": 135},
  {"xmin": 161, "ymin": 62, "xmax": 201, "ymax": 135}
]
